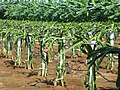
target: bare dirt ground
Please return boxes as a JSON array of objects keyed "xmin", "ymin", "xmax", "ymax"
[{"xmin": 0, "ymin": 39, "xmax": 119, "ymax": 90}]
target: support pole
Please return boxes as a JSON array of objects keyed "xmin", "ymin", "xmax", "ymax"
[{"xmin": 15, "ymin": 37, "xmax": 22, "ymax": 66}]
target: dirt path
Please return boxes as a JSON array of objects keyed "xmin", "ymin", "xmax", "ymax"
[
  {"xmin": 0, "ymin": 56, "xmax": 118, "ymax": 90},
  {"xmin": 0, "ymin": 40, "xmax": 119, "ymax": 90}
]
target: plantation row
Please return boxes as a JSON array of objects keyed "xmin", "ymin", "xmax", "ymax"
[
  {"xmin": 0, "ymin": 0, "xmax": 120, "ymax": 21},
  {"xmin": 1, "ymin": 19, "xmax": 120, "ymax": 89}
]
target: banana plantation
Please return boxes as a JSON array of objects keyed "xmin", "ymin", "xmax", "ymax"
[{"xmin": 0, "ymin": 0, "xmax": 120, "ymax": 90}]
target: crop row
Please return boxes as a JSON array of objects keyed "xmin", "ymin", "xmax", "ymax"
[{"xmin": 0, "ymin": 19, "xmax": 120, "ymax": 89}]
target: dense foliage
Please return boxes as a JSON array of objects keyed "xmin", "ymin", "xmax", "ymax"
[
  {"xmin": 0, "ymin": 19, "xmax": 120, "ymax": 42},
  {"xmin": 0, "ymin": 19, "xmax": 119, "ymax": 59},
  {"xmin": 0, "ymin": 0, "xmax": 120, "ymax": 22}
]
